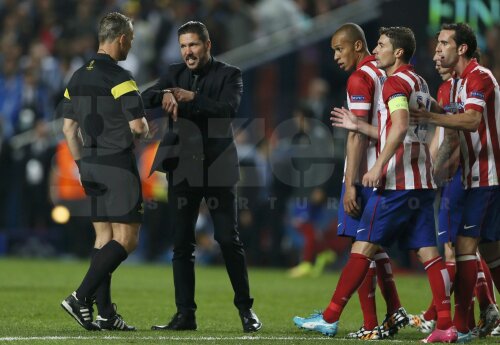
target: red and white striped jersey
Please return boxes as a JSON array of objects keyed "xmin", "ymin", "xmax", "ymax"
[
  {"xmin": 436, "ymin": 77, "xmax": 461, "ymax": 146},
  {"xmin": 344, "ymin": 55, "xmax": 385, "ymax": 182},
  {"xmin": 455, "ymin": 59, "xmax": 500, "ymax": 188},
  {"xmin": 378, "ymin": 64, "xmax": 435, "ymax": 190}
]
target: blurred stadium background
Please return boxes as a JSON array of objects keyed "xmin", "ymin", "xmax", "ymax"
[{"xmin": 0, "ymin": 0, "xmax": 499, "ymax": 273}]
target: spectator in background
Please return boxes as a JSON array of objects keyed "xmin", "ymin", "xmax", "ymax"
[
  {"xmin": 301, "ymin": 77, "xmax": 331, "ymax": 126},
  {"xmin": 483, "ymin": 24, "xmax": 500, "ymax": 81},
  {"xmin": 0, "ymin": 121, "xmax": 12, "ymax": 230},
  {"xmin": 19, "ymin": 121, "xmax": 54, "ymax": 230},
  {"xmin": 234, "ymin": 128, "xmax": 267, "ymax": 265},
  {"xmin": 226, "ymin": 0, "xmax": 257, "ymax": 50},
  {"xmin": 252, "ymin": 0, "xmax": 309, "ymax": 38},
  {"xmin": 268, "ymin": 104, "xmax": 335, "ymax": 267},
  {"xmin": 120, "ymin": 1, "xmax": 155, "ymax": 84},
  {"xmin": 287, "ymin": 187, "xmax": 336, "ymax": 278},
  {"xmin": 0, "ymin": 56, "xmax": 23, "ymax": 138}
]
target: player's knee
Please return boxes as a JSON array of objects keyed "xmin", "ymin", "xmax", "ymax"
[
  {"xmin": 94, "ymin": 237, "xmax": 112, "ymax": 249},
  {"xmin": 114, "ymin": 235, "xmax": 139, "ymax": 254}
]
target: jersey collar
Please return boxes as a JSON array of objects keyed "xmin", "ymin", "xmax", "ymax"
[
  {"xmin": 392, "ymin": 64, "xmax": 414, "ymax": 74},
  {"xmin": 357, "ymin": 55, "xmax": 376, "ymax": 69},
  {"xmin": 460, "ymin": 58, "xmax": 478, "ymax": 79},
  {"xmin": 95, "ymin": 53, "xmax": 117, "ymax": 64}
]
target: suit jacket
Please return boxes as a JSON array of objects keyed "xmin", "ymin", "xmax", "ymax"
[{"xmin": 142, "ymin": 58, "xmax": 242, "ymax": 187}]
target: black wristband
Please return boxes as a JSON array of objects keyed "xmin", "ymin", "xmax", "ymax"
[{"xmin": 75, "ymin": 159, "xmax": 81, "ymax": 170}]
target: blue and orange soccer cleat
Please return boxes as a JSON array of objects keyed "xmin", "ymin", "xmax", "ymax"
[{"xmin": 293, "ymin": 311, "xmax": 338, "ymax": 336}]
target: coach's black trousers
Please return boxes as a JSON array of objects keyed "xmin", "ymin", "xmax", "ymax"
[{"xmin": 168, "ymin": 182, "xmax": 253, "ymax": 314}]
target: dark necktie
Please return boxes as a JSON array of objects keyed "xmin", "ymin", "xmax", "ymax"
[{"xmin": 190, "ymin": 74, "xmax": 199, "ymax": 92}]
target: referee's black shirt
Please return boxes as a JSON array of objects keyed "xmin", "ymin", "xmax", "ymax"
[{"xmin": 63, "ymin": 53, "xmax": 144, "ymax": 156}]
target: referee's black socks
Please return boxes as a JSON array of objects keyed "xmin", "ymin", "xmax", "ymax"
[
  {"xmin": 76, "ymin": 240, "xmax": 128, "ymax": 305},
  {"xmin": 90, "ymin": 248, "xmax": 114, "ymax": 318}
]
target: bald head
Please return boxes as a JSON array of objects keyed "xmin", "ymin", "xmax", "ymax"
[
  {"xmin": 331, "ymin": 23, "xmax": 370, "ymax": 72},
  {"xmin": 333, "ymin": 23, "xmax": 368, "ymax": 49}
]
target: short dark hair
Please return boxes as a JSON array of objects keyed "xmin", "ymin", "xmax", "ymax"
[
  {"xmin": 178, "ymin": 21, "xmax": 210, "ymax": 42},
  {"xmin": 334, "ymin": 23, "xmax": 368, "ymax": 48},
  {"xmin": 441, "ymin": 23, "xmax": 477, "ymax": 59},
  {"xmin": 379, "ymin": 26, "xmax": 416, "ymax": 63},
  {"xmin": 98, "ymin": 12, "xmax": 132, "ymax": 43}
]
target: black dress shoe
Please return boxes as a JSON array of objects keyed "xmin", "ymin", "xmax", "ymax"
[
  {"xmin": 239, "ymin": 309, "xmax": 262, "ymax": 333},
  {"xmin": 151, "ymin": 312, "xmax": 197, "ymax": 331}
]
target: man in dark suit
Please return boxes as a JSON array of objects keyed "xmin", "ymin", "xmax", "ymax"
[{"xmin": 143, "ymin": 21, "xmax": 261, "ymax": 333}]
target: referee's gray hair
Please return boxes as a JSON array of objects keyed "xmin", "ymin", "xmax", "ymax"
[{"xmin": 98, "ymin": 12, "xmax": 132, "ymax": 43}]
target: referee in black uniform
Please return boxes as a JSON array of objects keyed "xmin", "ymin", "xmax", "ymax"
[
  {"xmin": 143, "ymin": 21, "xmax": 261, "ymax": 333},
  {"xmin": 60, "ymin": 12, "xmax": 149, "ymax": 331}
]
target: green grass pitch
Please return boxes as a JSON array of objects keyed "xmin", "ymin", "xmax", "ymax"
[{"xmin": 0, "ymin": 258, "xmax": 498, "ymax": 344}]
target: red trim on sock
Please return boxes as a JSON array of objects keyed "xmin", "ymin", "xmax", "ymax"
[
  {"xmin": 423, "ymin": 256, "xmax": 453, "ymax": 330},
  {"xmin": 375, "ymin": 251, "xmax": 401, "ymax": 314}
]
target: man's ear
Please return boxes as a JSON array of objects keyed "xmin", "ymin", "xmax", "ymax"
[
  {"xmin": 457, "ymin": 43, "xmax": 468, "ymax": 57},
  {"xmin": 118, "ymin": 34, "xmax": 126, "ymax": 45},
  {"xmin": 394, "ymin": 48, "xmax": 404, "ymax": 59},
  {"xmin": 354, "ymin": 40, "xmax": 363, "ymax": 52}
]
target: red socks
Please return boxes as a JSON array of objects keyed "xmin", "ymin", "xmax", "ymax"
[
  {"xmin": 323, "ymin": 253, "xmax": 371, "ymax": 323},
  {"xmin": 423, "ymin": 261, "xmax": 456, "ymax": 322},
  {"xmin": 374, "ymin": 250, "xmax": 402, "ymax": 314},
  {"xmin": 445, "ymin": 261, "xmax": 456, "ymax": 287},
  {"xmin": 476, "ymin": 257, "xmax": 496, "ymax": 309},
  {"xmin": 357, "ymin": 261, "xmax": 378, "ymax": 329},
  {"xmin": 454, "ymin": 255, "xmax": 478, "ymax": 333},
  {"xmin": 298, "ymin": 223, "xmax": 315, "ymax": 262},
  {"xmin": 485, "ymin": 256, "xmax": 500, "ymax": 296},
  {"xmin": 423, "ymin": 256, "xmax": 453, "ymax": 330}
]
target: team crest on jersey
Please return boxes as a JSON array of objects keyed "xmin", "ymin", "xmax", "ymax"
[
  {"xmin": 470, "ymin": 91, "xmax": 484, "ymax": 99},
  {"xmin": 86, "ymin": 60, "xmax": 95, "ymax": 71},
  {"xmin": 350, "ymin": 95, "xmax": 365, "ymax": 102},
  {"xmin": 379, "ymin": 76, "xmax": 387, "ymax": 84},
  {"xmin": 450, "ymin": 102, "xmax": 465, "ymax": 113},
  {"xmin": 444, "ymin": 102, "xmax": 464, "ymax": 114}
]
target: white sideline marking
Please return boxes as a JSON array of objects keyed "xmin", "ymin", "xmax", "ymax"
[{"xmin": 0, "ymin": 336, "xmax": 403, "ymax": 342}]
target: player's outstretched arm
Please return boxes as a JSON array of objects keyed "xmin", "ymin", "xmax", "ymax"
[
  {"xmin": 410, "ymin": 108, "xmax": 481, "ymax": 132},
  {"xmin": 331, "ymin": 107, "xmax": 378, "ymax": 139}
]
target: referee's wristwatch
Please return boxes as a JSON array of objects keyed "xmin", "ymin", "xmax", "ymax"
[{"xmin": 162, "ymin": 89, "xmax": 173, "ymax": 95}]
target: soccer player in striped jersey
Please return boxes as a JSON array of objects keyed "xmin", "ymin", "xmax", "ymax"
[
  {"xmin": 294, "ymin": 27, "xmax": 456, "ymax": 343},
  {"xmin": 409, "ymin": 50, "xmax": 499, "ymax": 338},
  {"xmin": 412, "ymin": 23, "xmax": 500, "ymax": 342},
  {"xmin": 406, "ymin": 49, "xmax": 462, "ymax": 335},
  {"xmin": 329, "ymin": 23, "xmax": 406, "ymax": 340}
]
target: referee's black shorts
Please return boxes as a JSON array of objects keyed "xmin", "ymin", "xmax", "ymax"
[{"xmin": 80, "ymin": 150, "xmax": 143, "ymax": 223}]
